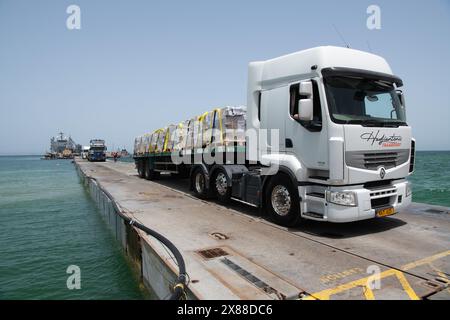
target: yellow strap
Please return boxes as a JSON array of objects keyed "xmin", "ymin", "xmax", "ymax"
[
  {"xmin": 163, "ymin": 128, "xmax": 171, "ymax": 152},
  {"xmin": 198, "ymin": 111, "xmax": 209, "ymax": 122}
]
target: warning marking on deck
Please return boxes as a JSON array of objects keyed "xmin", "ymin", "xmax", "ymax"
[{"xmin": 303, "ymin": 250, "xmax": 450, "ymax": 300}]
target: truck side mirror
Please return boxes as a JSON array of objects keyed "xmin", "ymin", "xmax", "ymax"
[
  {"xmin": 298, "ymin": 81, "xmax": 314, "ymax": 121},
  {"xmin": 299, "ymin": 81, "xmax": 313, "ymax": 97},
  {"xmin": 298, "ymin": 99, "xmax": 313, "ymax": 121}
]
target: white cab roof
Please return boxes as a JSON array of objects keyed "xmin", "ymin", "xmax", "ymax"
[{"xmin": 253, "ymin": 46, "xmax": 394, "ymax": 87}]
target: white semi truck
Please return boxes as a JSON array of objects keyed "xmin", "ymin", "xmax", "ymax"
[{"xmin": 134, "ymin": 46, "xmax": 415, "ymax": 226}]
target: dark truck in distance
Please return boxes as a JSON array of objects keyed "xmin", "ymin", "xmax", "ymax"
[{"xmin": 88, "ymin": 139, "xmax": 107, "ymax": 162}]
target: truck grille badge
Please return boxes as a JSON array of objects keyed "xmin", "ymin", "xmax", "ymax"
[{"xmin": 380, "ymin": 167, "xmax": 386, "ymax": 179}]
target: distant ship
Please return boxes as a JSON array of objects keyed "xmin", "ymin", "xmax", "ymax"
[{"xmin": 42, "ymin": 132, "xmax": 81, "ymax": 160}]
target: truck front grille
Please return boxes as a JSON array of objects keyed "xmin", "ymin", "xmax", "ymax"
[
  {"xmin": 363, "ymin": 152, "xmax": 398, "ymax": 169},
  {"xmin": 367, "ymin": 185, "xmax": 397, "ymax": 209},
  {"xmin": 346, "ymin": 149, "xmax": 409, "ymax": 170}
]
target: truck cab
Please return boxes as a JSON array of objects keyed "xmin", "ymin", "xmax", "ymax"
[
  {"xmin": 247, "ymin": 46, "xmax": 414, "ymax": 223},
  {"xmin": 88, "ymin": 139, "xmax": 107, "ymax": 162}
]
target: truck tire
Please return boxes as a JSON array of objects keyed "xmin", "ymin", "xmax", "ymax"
[
  {"xmin": 137, "ymin": 160, "xmax": 145, "ymax": 178},
  {"xmin": 192, "ymin": 168, "xmax": 208, "ymax": 199},
  {"xmin": 144, "ymin": 160, "xmax": 160, "ymax": 180},
  {"xmin": 265, "ymin": 174, "xmax": 301, "ymax": 227},
  {"xmin": 212, "ymin": 168, "xmax": 231, "ymax": 203}
]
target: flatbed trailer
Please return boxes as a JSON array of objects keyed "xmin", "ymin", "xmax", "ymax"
[{"xmin": 133, "ymin": 144, "xmax": 266, "ymax": 206}]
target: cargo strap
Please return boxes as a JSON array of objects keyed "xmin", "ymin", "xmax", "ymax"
[{"xmin": 163, "ymin": 128, "xmax": 170, "ymax": 152}]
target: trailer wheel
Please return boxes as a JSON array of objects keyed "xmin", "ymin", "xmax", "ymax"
[
  {"xmin": 212, "ymin": 169, "xmax": 231, "ymax": 203},
  {"xmin": 137, "ymin": 160, "xmax": 145, "ymax": 178},
  {"xmin": 192, "ymin": 168, "xmax": 208, "ymax": 199},
  {"xmin": 144, "ymin": 160, "xmax": 160, "ymax": 181},
  {"xmin": 265, "ymin": 174, "xmax": 301, "ymax": 227}
]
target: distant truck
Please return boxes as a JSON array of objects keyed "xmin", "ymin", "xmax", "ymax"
[
  {"xmin": 133, "ymin": 46, "xmax": 415, "ymax": 226},
  {"xmin": 88, "ymin": 139, "xmax": 107, "ymax": 162},
  {"xmin": 81, "ymin": 146, "xmax": 90, "ymax": 159}
]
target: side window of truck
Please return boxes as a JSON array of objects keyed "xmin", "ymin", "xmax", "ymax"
[{"xmin": 289, "ymin": 80, "xmax": 322, "ymax": 132}]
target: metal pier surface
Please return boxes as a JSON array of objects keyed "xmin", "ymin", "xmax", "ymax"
[{"xmin": 75, "ymin": 159, "xmax": 450, "ymax": 300}]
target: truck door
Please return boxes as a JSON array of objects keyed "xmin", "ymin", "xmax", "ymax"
[
  {"xmin": 285, "ymin": 78, "xmax": 328, "ymax": 177},
  {"xmin": 260, "ymin": 86, "xmax": 287, "ymax": 154}
]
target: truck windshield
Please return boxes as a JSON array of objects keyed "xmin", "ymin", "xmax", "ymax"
[{"xmin": 324, "ymin": 76, "xmax": 406, "ymax": 126}]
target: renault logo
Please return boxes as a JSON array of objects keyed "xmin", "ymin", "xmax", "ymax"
[{"xmin": 380, "ymin": 167, "xmax": 386, "ymax": 179}]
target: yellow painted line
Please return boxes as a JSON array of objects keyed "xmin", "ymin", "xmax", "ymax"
[
  {"xmin": 395, "ymin": 271, "xmax": 420, "ymax": 300},
  {"xmin": 304, "ymin": 250, "xmax": 450, "ymax": 300},
  {"xmin": 307, "ymin": 269, "xmax": 396, "ymax": 300},
  {"xmin": 402, "ymin": 250, "xmax": 450, "ymax": 271},
  {"xmin": 363, "ymin": 286, "xmax": 375, "ymax": 300}
]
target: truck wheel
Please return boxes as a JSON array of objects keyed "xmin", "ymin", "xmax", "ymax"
[
  {"xmin": 137, "ymin": 160, "xmax": 145, "ymax": 178},
  {"xmin": 212, "ymin": 169, "xmax": 231, "ymax": 203},
  {"xmin": 265, "ymin": 174, "xmax": 301, "ymax": 227},
  {"xmin": 192, "ymin": 168, "xmax": 208, "ymax": 199}
]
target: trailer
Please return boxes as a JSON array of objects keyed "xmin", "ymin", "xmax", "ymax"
[{"xmin": 134, "ymin": 46, "xmax": 415, "ymax": 226}]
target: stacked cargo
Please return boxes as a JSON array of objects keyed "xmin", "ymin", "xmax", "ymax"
[
  {"xmin": 133, "ymin": 106, "xmax": 246, "ymax": 155},
  {"xmin": 215, "ymin": 106, "xmax": 246, "ymax": 146}
]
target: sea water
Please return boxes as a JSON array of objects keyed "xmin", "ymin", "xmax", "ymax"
[{"xmin": 0, "ymin": 156, "xmax": 146, "ymax": 299}]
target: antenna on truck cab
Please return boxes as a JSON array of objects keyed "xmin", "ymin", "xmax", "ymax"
[
  {"xmin": 332, "ymin": 24, "xmax": 350, "ymax": 48},
  {"xmin": 366, "ymin": 40, "xmax": 373, "ymax": 53}
]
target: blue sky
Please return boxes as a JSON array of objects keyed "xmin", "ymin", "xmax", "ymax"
[{"xmin": 0, "ymin": 0, "xmax": 449, "ymax": 154}]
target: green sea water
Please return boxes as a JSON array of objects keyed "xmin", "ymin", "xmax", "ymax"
[
  {"xmin": 0, "ymin": 152, "xmax": 448, "ymax": 299},
  {"xmin": 0, "ymin": 156, "xmax": 146, "ymax": 300},
  {"xmin": 409, "ymin": 151, "xmax": 450, "ymax": 207}
]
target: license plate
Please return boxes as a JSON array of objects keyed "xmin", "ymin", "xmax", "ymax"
[{"xmin": 376, "ymin": 207, "xmax": 395, "ymax": 217}]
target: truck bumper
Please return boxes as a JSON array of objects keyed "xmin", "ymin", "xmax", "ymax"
[{"xmin": 301, "ymin": 180, "xmax": 412, "ymax": 223}]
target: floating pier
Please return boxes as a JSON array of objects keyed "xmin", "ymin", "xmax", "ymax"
[{"xmin": 74, "ymin": 158, "xmax": 450, "ymax": 300}]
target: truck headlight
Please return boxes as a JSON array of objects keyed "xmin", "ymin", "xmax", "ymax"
[
  {"xmin": 326, "ymin": 191, "xmax": 357, "ymax": 206},
  {"xmin": 406, "ymin": 183, "xmax": 412, "ymax": 197}
]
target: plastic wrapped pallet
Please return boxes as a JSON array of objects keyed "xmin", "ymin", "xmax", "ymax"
[
  {"xmin": 155, "ymin": 128, "xmax": 166, "ymax": 153},
  {"xmin": 143, "ymin": 134, "xmax": 152, "ymax": 154},
  {"xmin": 213, "ymin": 106, "xmax": 247, "ymax": 146},
  {"xmin": 164, "ymin": 124, "xmax": 177, "ymax": 152},
  {"xmin": 201, "ymin": 110, "xmax": 215, "ymax": 147},
  {"xmin": 134, "ymin": 136, "xmax": 142, "ymax": 155},
  {"xmin": 139, "ymin": 134, "xmax": 148, "ymax": 155},
  {"xmin": 147, "ymin": 132, "xmax": 155, "ymax": 153},
  {"xmin": 185, "ymin": 119, "xmax": 195, "ymax": 150},
  {"xmin": 193, "ymin": 115, "xmax": 203, "ymax": 148},
  {"xmin": 173, "ymin": 120, "xmax": 189, "ymax": 151}
]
